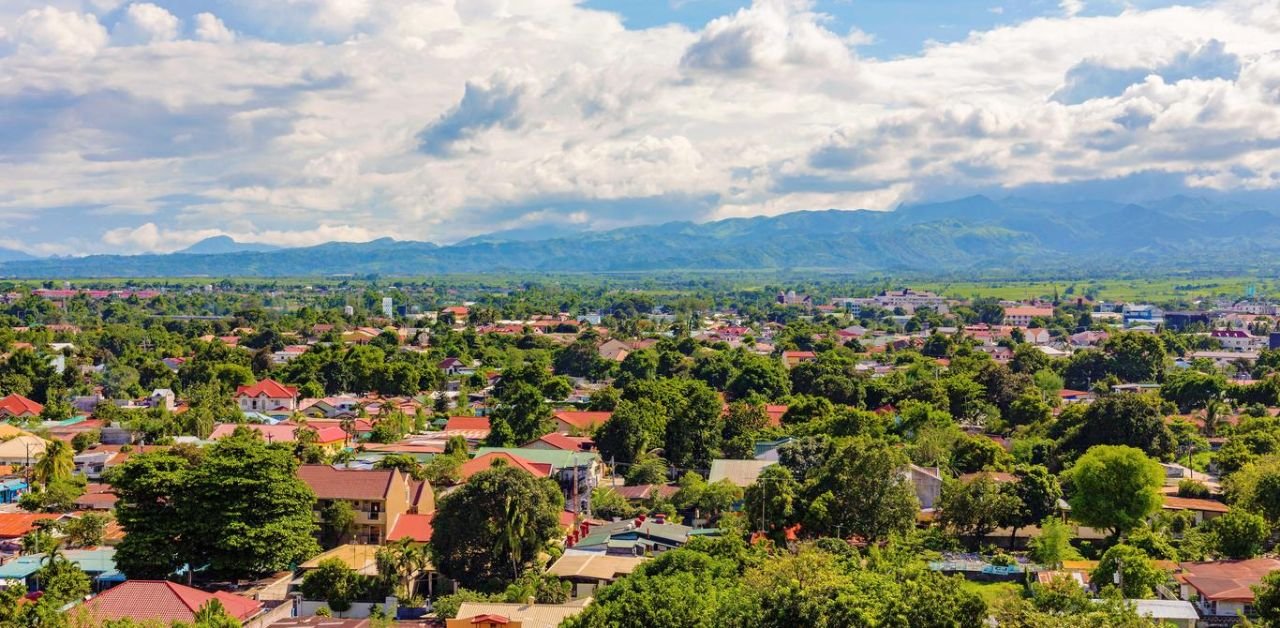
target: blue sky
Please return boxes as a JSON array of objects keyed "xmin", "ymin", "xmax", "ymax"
[
  {"xmin": 0, "ymin": 0, "xmax": 1276, "ymax": 255},
  {"xmin": 584, "ymin": 0, "xmax": 1213, "ymax": 57}
]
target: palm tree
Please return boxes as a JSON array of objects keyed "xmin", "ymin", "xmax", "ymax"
[
  {"xmin": 32, "ymin": 439, "xmax": 74, "ymax": 487},
  {"xmin": 503, "ymin": 494, "xmax": 532, "ymax": 581}
]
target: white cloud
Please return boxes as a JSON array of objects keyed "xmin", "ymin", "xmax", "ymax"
[
  {"xmin": 193, "ymin": 12, "xmax": 235, "ymax": 43},
  {"xmin": 11, "ymin": 7, "xmax": 108, "ymax": 56},
  {"xmin": 1060, "ymin": 0, "xmax": 1086, "ymax": 18},
  {"xmin": 112, "ymin": 2, "xmax": 180, "ymax": 45},
  {"xmin": 681, "ymin": 0, "xmax": 855, "ymax": 72},
  {"xmin": 2, "ymin": 0, "xmax": 1280, "ymax": 254}
]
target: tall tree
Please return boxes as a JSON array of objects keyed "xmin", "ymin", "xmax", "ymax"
[
  {"xmin": 430, "ymin": 465, "xmax": 564, "ymax": 589},
  {"xmin": 803, "ymin": 438, "xmax": 918, "ymax": 541},
  {"xmin": 32, "ymin": 439, "xmax": 74, "ymax": 487},
  {"xmin": 1063, "ymin": 445, "xmax": 1163, "ymax": 539}
]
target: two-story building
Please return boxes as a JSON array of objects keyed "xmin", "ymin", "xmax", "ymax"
[
  {"xmin": 234, "ymin": 379, "xmax": 298, "ymax": 415},
  {"xmin": 297, "ymin": 465, "xmax": 434, "ymax": 545}
]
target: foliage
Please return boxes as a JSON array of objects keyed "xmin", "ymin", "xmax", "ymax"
[
  {"xmin": 1091, "ymin": 544, "xmax": 1165, "ymax": 598},
  {"xmin": 1028, "ymin": 517, "xmax": 1081, "ymax": 567},
  {"xmin": 802, "ymin": 438, "xmax": 918, "ymax": 541},
  {"xmin": 1208, "ymin": 508, "xmax": 1270, "ymax": 559},
  {"xmin": 937, "ymin": 475, "xmax": 1019, "ymax": 548},
  {"xmin": 429, "ymin": 465, "xmax": 564, "ymax": 589},
  {"xmin": 1063, "ymin": 445, "xmax": 1164, "ymax": 538}
]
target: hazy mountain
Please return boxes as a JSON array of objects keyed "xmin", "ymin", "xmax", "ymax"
[
  {"xmin": 4, "ymin": 195, "xmax": 1280, "ymax": 277},
  {"xmin": 178, "ymin": 236, "xmax": 281, "ymax": 255},
  {"xmin": 0, "ymin": 248, "xmax": 35, "ymax": 263}
]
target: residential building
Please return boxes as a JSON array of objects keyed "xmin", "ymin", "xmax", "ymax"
[
  {"xmin": 569, "ymin": 515, "xmax": 702, "ymax": 555},
  {"xmin": 1212, "ymin": 329, "xmax": 1258, "ymax": 352},
  {"xmin": 234, "ymin": 378, "xmax": 298, "ymax": 414},
  {"xmin": 552, "ymin": 411, "xmax": 611, "ymax": 434},
  {"xmin": 459, "ymin": 452, "xmax": 553, "ymax": 481},
  {"xmin": 0, "ymin": 393, "xmax": 43, "ymax": 419},
  {"xmin": 448, "ymin": 599, "xmax": 592, "ymax": 628},
  {"xmin": 1177, "ymin": 558, "xmax": 1280, "ymax": 621},
  {"xmin": 297, "ymin": 465, "xmax": 434, "ymax": 545},
  {"xmin": 208, "ymin": 423, "xmax": 348, "ymax": 449},
  {"xmin": 1003, "ymin": 305, "xmax": 1054, "ymax": 327},
  {"xmin": 80, "ymin": 580, "xmax": 268, "ymax": 626},
  {"xmin": 548, "ymin": 551, "xmax": 647, "ymax": 598},
  {"xmin": 905, "ymin": 464, "xmax": 943, "ymax": 510},
  {"xmin": 472, "ymin": 447, "xmax": 600, "ymax": 512},
  {"xmin": 1122, "ymin": 304, "xmax": 1165, "ymax": 328},
  {"xmin": 0, "ymin": 435, "xmax": 47, "ymax": 466},
  {"xmin": 708, "ymin": 459, "xmax": 776, "ymax": 488},
  {"xmin": 781, "ymin": 351, "xmax": 817, "ymax": 368},
  {"xmin": 597, "ymin": 339, "xmax": 631, "ymax": 362}
]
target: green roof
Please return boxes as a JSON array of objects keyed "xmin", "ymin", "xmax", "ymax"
[{"xmin": 473, "ymin": 447, "xmax": 599, "ymax": 470}]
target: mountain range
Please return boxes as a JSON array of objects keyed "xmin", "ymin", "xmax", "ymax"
[{"xmin": 3, "ymin": 195, "xmax": 1279, "ymax": 277}]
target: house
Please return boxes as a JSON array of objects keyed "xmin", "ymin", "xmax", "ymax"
[
  {"xmin": 297, "ymin": 465, "xmax": 434, "ymax": 545},
  {"xmin": 459, "ymin": 452, "xmax": 553, "ymax": 481},
  {"xmin": 0, "ymin": 393, "xmax": 43, "ymax": 419},
  {"xmin": 708, "ymin": 459, "xmax": 776, "ymax": 488},
  {"xmin": 610, "ymin": 484, "xmax": 679, "ymax": 503},
  {"xmin": 781, "ymin": 351, "xmax": 817, "ymax": 368},
  {"xmin": 80, "ymin": 580, "xmax": 266, "ymax": 625},
  {"xmin": 472, "ymin": 448, "xmax": 600, "ymax": 512},
  {"xmin": 569, "ymin": 515, "xmax": 701, "ymax": 555},
  {"xmin": 523, "ymin": 433, "xmax": 595, "ymax": 452},
  {"xmin": 552, "ymin": 411, "xmax": 611, "ymax": 434},
  {"xmin": 299, "ymin": 396, "xmax": 362, "ymax": 418},
  {"xmin": 1177, "ymin": 557, "xmax": 1280, "ymax": 620},
  {"xmin": 439, "ymin": 357, "xmax": 473, "ymax": 376},
  {"xmin": 1123, "ymin": 304, "xmax": 1165, "ymax": 328},
  {"xmin": 0, "ymin": 478, "xmax": 29, "ymax": 504},
  {"xmin": 597, "ymin": 339, "xmax": 631, "ymax": 363},
  {"xmin": 905, "ymin": 464, "xmax": 943, "ymax": 510},
  {"xmin": 1161, "ymin": 495, "xmax": 1229, "ymax": 524},
  {"xmin": 387, "ymin": 513, "xmax": 435, "ymax": 544},
  {"xmin": 0, "ymin": 513, "xmax": 64, "ymax": 540},
  {"xmin": 271, "ymin": 345, "xmax": 310, "ymax": 365},
  {"xmin": 444, "ymin": 416, "xmax": 492, "ymax": 441},
  {"xmin": 208, "ymin": 423, "xmax": 348, "ymax": 449},
  {"xmin": 0, "ymin": 547, "xmax": 121, "ymax": 593},
  {"xmin": 1212, "ymin": 329, "xmax": 1258, "ymax": 352},
  {"xmin": 1003, "ymin": 305, "xmax": 1054, "ymax": 327},
  {"xmin": 234, "ymin": 379, "xmax": 298, "ymax": 414},
  {"xmin": 1059, "ymin": 389, "xmax": 1096, "ymax": 404},
  {"xmin": 548, "ymin": 551, "xmax": 646, "ymax": 598},
  {"xmin": 448, "ymin": 599, "xmax": 592, "ymax": 628},
  {"xmin": 1069, "ymin": 330, "xmax": 1109, "ymax": 347},
  {"xmin": 148, "ymin": 388, "xmax": 176, "ymax": 411},
  {"xmin": 0, "ymin": 435, "xmax": 47, "ymax": 466}
]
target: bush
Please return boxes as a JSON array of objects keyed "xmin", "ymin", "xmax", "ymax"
[{"xmin": 1177, "ymin": 479, "xmax": 1211, "ymax": 498}]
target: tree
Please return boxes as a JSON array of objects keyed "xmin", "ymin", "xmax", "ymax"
[
  {"xmin": 487, "ymin": 381, "xmax": 553, "ymax": 446},
  {"xmin": 743, "ymin": 465, "xmax": 800, "ymax": 537},
  {"xmin": 1060, "ymin": 394, "xmax": 1174, "ymax": 459},
  {"xmin": 1003, "ymin": 464, "xmax": 1062, "ymax": 544},
  {"xmin": 36, "ymin": 553, "xmax": 90, "ymax": 607},
  {"xmin": 595, "ymin": 399, "xmax": 666, "ymax": 465},
  {"xmin": 663, "ymin": 380, "xmax": 723, "ymax": 469},
  {"xmin": 106, "ymin": 431, "xmax": 319, "ymax": 580},
  {"xmin": 1028, "ymin": 517, "xmax": 1080, "ymax": 568},
  {"xmin": 625, "ymin": 454, "xmax": 669, "ymax": 486},
  {"xmin": 721, "ymin": 402, "xmax": 770, "ymax": 459},
  {"xmin": 1209, "ymin": 509, "xmax": 1270, "ymax": 559},
  {"xmin": 1253, "ymin": 571, "xmax": 1280, "ymax": 627},
  {"xmin": 63, "ymin": 513, "xmax": 109, "ymax": 548},
  {"xmin": 937, "ymin": 475, "xmax": 1019, "ymax": 548},
  {"xmin": 1091, "ymin": 544, "xmax": 1164, "ymax": 598},
  {"xmin": 1162, "ymin": 369, "xmax": 1227, "ymax": 412},
  {"xmin": 1104, "ymin": 332, "xmax": 1167, "ymax": 383},
  {"xmin": 727, "ymin": 354, "xmax": 790, "ymax": 400},
  {"xmin": 301, "ymin": 558, "xmax": 358, "ymax": 614},
  {"xmin": 32, "ymin": 439, "xmax": 74, "ymax": 487},
  {"xmin": 193, "ymin": 599, "xmax": 242, "ymax": 628},
  {"xmin": 1064, "ymin": 445, "xmax": 1164, "ymax": 539},
  {"xmin": 429, "ymin": 465, "xmax": 564, "ymax": 588},
  {"xmin": 803, "ymin": 439, "xmax": 918, "ymax": 541},
  {"xmin": 321, "ymin": 500, "xmax": 357, "ymax": 548}
]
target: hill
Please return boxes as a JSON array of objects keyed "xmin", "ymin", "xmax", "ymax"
[
  {"xmin": 3, "ymin": 195, "xmax": 1279, "ymax": 277},
  {"xmin": 177, "ymin": 236, "xmax": 281, "ymax": 255}
]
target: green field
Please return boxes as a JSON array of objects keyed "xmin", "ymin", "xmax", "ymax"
[
  {"xmin": 914, "ymin": 275, "xmax": 1278, "ymax": 304},
  {"xmin": 958, "ymin": 580, "xmax": 1025, "ymax": 607}
]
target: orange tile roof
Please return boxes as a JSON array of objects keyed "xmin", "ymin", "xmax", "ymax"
[
  {"xmin": 530, "ymin": 433, "xmax": 594, "ymax": 451},
  {"xmin": 0, "ymin": 393, "xmax": 43, "ymax": 416},
  {"xmin": 1179, "ymin": 558, "xmax": 1280, "ymax": 602},
  {"xmin": 445, "ymin": 416, "xmax": 491, "ymax": 432},
  {"xmin": 0, "ymin": 513, "xmax": 61, "ymax": 538},
  {"xmin": 459, "ymin": 452, "xmax": 552, "ymax": 481},
  {"xmin": 387, "ymin": 513, "xmax": 434, "ymax": 543},
  {"xmin": 83, "ymin": 581, "xmax": 262, "ymax": 623},
  {"xmin": 1162, "ymin": 495, "xmax": 1230, "ymax": 513},
  {"xmin": 234, "ymin": 378, "xmax": 298, "ymax": 399},
  {"xmin": 552, "ymin": 411, "xmax": 612, "ymax": 431}
]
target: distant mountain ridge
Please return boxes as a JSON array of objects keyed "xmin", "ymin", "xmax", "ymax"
[
  {"xmin": 178, "ymin": 236, "xmax": 281, "ymax": 255},
  {"xmin": 4, "ymin": 195, "xmax": 1280, "ymax": 277}
]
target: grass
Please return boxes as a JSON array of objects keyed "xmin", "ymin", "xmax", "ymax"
[
  {"xmin": 914, "ymin": 275, "xmax": 1275, "ymax": 304},
  {"xmin": 959, "ymin": 580, "xmax": 1024, "ymax": 607}
]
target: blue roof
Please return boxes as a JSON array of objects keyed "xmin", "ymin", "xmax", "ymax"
[
  {"xmin": 0, "ymin": 479, "xmax": 27, "ymax": 490},
  {"xmin": 0, "ymin": 548, "xmax": 118, "ymax": 579}
]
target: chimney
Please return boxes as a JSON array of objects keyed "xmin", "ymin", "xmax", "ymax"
[{"xmin": 654, "ymin": 513, "xmax": 666, "ymax": 524}]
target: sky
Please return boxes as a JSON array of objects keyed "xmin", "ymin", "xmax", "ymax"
[{"xmin": 0, "ymin": 0, "xmax": 1278, "ymax": 255}]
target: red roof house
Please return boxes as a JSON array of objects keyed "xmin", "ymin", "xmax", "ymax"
[
  {"xmin": 387, "ymin": 513, "xmax": 435, "ymax": 543},
  {"xmin": 459, "ymin": 452, "xmax": 553, "ymax": 481},
  {"xmin": 81, "ymin": 580, "xmax": 262, "ymax": 624},
  {"xmin": 0, "ymin": 393, "xmax": 43, "ymax": 419},
  {"xmin": 234, "ymin": 378, "xmax": 298, "ymax": 413},
  {"xmin": 552, "ymin": 411, "xmax": 611, "ymax": 433}
]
